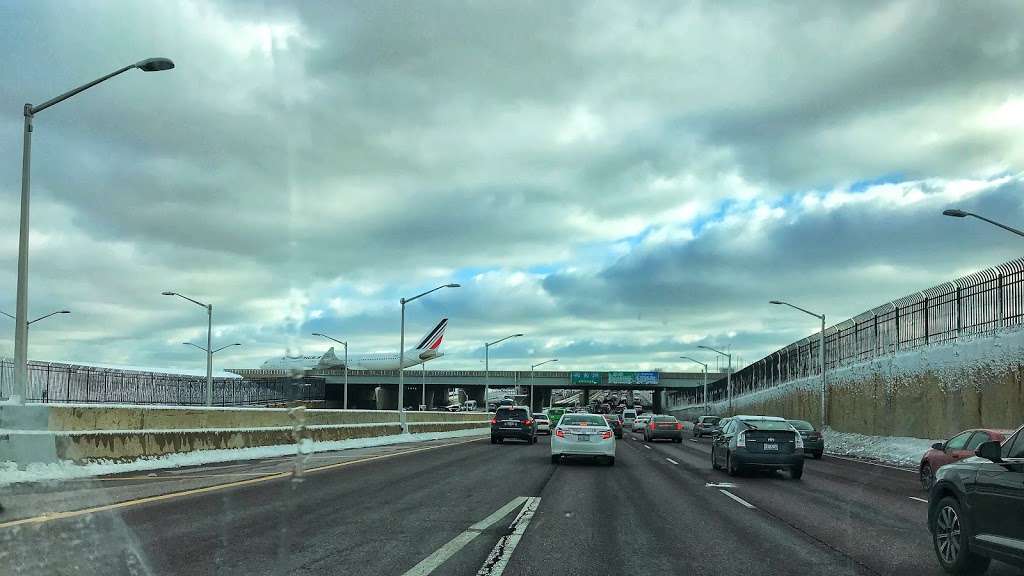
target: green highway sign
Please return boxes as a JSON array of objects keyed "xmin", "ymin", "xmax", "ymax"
[{"xmin": 570, "ymin": 372, "xmax": 602, "ymax": 386}]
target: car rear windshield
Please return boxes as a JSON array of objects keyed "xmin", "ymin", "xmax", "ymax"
[
  {"xmin": 701, "ymin": 417, "xmax": 721, "ymax": 424},
  {"xmin": 654, "ymin": 416, "xmax": 677, "ymax": 423},
  {"xmin": 788, "ymin": 420, "xmax": 814, "ymax": 430},
  {"xmin": 561, "ymin": 415, "xmax": 607, "ymax": 426},
  {"xmin": 495, "ymin": 408, "xmax": 528, "ymax": 419},
  {"xmin": 533, "ymin": 414, "xmax": 548, "ymax": 420},
  {"xmin": 738, "ymin": 419, "xmax": 793, "ymax": 431}
]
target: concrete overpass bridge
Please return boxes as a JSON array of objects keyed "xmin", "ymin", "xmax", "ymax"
[{"xmin": 229, "ymin": 368, "xmax": 724, "ymax": 412}]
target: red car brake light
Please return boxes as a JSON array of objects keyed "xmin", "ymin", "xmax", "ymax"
[
  {"xmin": 523, "ymin": 419, "xmax": 533, "ymax": 426},
  {"xmin": 489, "ymin": 418, "xmax": 497, "ymax": 425},
  {"xmin": 601, "ymin": 430, "xmax": 613, "ymax": 440},
  {"xmin": 649, "ymin": 422, "xmax": 656, "ymax": 430},
  {"xmin": 555, "ymin": 428, "xmax": 565, "ymax": 438},
  {"xmin": 675, "ymin": 422, "xmax": 683, "ymax": 430}
]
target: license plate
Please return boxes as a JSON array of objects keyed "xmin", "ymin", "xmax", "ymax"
[
  {"xmin": 576, "ymin": 434, "xmax": 590, "ymax": 442},
  {"xmin": 764, "ymin": 443, "xmax": 778, "ymax": 451}
]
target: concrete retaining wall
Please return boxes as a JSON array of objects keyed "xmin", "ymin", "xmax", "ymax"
[
  {"xmin": 0, "ymin": 404, "xmax": 488, "ymax": 463},
  {"xmin": 671, "ymin": 328, "xmax": 1024, "ymax": 439}
]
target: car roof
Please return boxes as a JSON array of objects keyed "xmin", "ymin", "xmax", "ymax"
[{"xmin": 735, "ymin": 415, "xmax": 786, "ymax": 421}]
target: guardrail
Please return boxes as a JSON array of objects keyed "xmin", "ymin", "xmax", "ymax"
[{"xmin": 676, "ymin": 257, "xmax": 1024, "ymax": 407}]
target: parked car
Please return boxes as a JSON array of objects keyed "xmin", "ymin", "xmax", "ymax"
[
  {"xmin": 490, "ymin": 406, "xmax": 537, "ymax": 444},
  {"xmin": 787, "ymin": 419, "xmax": 824, "ymax": 459},
  {"xmin": 711, "ymin": 415, "xmax": 804, "ymax": 479},
  {"xmin": 928, "ymin": 424, "xmax": 1024, "ymax": 575},
  {"xmin": 693, "ymin": 416, "xmax": 722, "ymax": 438},
  {"xmin": 631, "ymin": 415, "xmax": 651, "ymax": 432},
  {"xmin": 920, "ymin": 428, "xmax": 1013, "ymax": 490},
  {"xmin": 551, "ymin": 413, "xmax": 616, "ymax": 466},
  {"xmin": 603, "ymin": 415, "xmax": 624, "ymax": 439},
  {"xmin": 533, "ymin": 413, "xmax": 551, "ymax": 435},
  {"xmin": 644, "ymin": 415, "xmax": 683, "ymax": 443}
]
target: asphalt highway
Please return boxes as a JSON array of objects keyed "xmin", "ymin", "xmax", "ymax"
[{"xmin": 2, "ymin": 430, "xmax": 1021, "ymax": 575}]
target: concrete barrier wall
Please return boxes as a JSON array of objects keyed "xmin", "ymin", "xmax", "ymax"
[
  {"xmin": 0, "ymin": 404, "xmax": 489, "ymax": 463},
  {"xmin": 671, "ymin": 328, "xmax": 1024, "ymax": 439}
]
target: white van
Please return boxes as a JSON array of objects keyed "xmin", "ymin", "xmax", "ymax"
[{"xmin": 621, "ymin": 409, "xmax": 637, "ymax": 427}]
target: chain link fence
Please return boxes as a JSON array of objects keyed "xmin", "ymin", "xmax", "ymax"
[{"xmin": 0, "ymin": 359, "xmax": 323, "ymax": 406}]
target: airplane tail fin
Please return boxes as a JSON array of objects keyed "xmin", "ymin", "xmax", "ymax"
[{"xmin": 414, "ymin": 318, "xmax": 448, "ymax": 351}]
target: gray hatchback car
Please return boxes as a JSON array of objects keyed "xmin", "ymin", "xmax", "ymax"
[{"xmin": 711, "ymin": 415, "xmax": 805, "ymax": 479}]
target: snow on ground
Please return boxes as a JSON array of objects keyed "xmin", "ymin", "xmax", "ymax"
[
  {"xmin": 823, "ymin": 427, "xmax": 939, "ymax": 469},
  {"xmin": 0, "ymin": 426, "xmax": 488, "ymax": 486}
]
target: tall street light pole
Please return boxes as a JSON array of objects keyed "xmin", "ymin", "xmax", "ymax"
[
  {"xmin": 485, "ymin": 333, "xmax": 524, "ymax": 411},
  {"xmin": 698, "ymin": 345, "xmax": 732, "ymax": 415},
  {"xmin": 312, "ymin": 333, "xmax": 348, "ymax": 409},
  {"xmin": 770, "ymin": 300, "xmax": 827, "ymax": 427},
  {"xmin": 399, "ymin": 284, "xmax": 459, "ymax": 431},
  {"xmin": 530, "ymin": 359, "xmax": 558, "ymax": 412},
  {"xmin": 680, "ymin": 355, "xmax": 708, "ymax": 414},
  {"xmin": 11, "ymin": 57, "xmax": 175, "ymax": 405},
  {"xmin": 163, "ymin": 291, "xmax": 214, "ymax": 406},
  {"xmin": 943, "ymin": 209, "xmax": 1024, "ymax": 238}
]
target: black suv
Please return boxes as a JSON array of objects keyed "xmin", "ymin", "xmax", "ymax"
[
  {"xmin": 490, "ymin": 406, "xmax": 537, "ymax": 444},
  {"xmin": 928, "ymin": 424, "xmax": 1024, "ymax": 574}
]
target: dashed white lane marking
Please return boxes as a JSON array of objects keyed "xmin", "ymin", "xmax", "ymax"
[
  {"xmin": 665, "ymin": 458, "xmax": 679, "ymax": 465},
  {"xmin": 706, "ymin": 482, "xmax": 737, "ymax": 488},
  {"xmin": 402, "ymin": 496, "xmax": 529, "ymax": 576},
  {"xmin": 909, "ymin": 496, "xmax": 928, "ymax": 503},
  {"xmin": 643, "ymin": 444, "xmax": 652, "ymax": 450},
  {"xmin": 476, "ymin": 497, "xmax": 541, "ymax": 575},
  {"xmin": 719, "ymin": 489, "xmax": 756, "ymax": 509},
  {"xmin": 690, "ymin": 439, "xmax": 699, "ymax": 443}
]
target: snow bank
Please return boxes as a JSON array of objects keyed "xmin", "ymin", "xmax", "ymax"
[
  {"xmin": 0, "ymin": 426, "xmax": 488, "ymax": 486},
  {"xmin": 823, "ymin": 427, "xmax": 939, "ymax": 468}
]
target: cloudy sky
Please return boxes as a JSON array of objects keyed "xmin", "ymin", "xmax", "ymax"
[{"xmin": 1, "ymin": 0, "xmax": 1023, "ymax": 375}]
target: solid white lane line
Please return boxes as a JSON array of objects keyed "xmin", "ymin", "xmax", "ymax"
[
  {"xmin": 909, "ymin": 496, "xmax": 928, "ymax": 503},
  {"xmin": 476, "ymin": 497, "xmax": 541, "ymax": 575},
  {"xmin": 665, "ymin": 458, "xmax": 679, "ymax": 465},
  {"xmin": 643, "ymin": 444, "xmax": 652, "ymax": 450},
  {"xmin": 402, "ymin": 496, "xmax": 529, "ymax": 576},
  {"xmin": 719, "ymin": 489, "xmax": 756, "ymax": 509}
]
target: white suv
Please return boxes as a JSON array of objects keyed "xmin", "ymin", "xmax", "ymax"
[{"xmin": 621, "ymin": 409, "xmax": 637, "ymax": 427}]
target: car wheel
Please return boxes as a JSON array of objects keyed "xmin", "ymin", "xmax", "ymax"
[
  {"xmin": 496, "ymin": 437, "xmax": 504, "ymax": 444},
  {"xmin": 726, "ymin": 452, "xmax": 739, "ymax": 477},
  {"xmin": 813, "ymin": 451, "xmax": 823, "ymax": 460},
  {"xmin": 920, "ymin": 463, "xmax": 934, "ymax": 491},
  {"xmin": 933, "ymin": 496, "xmax": 990, "ymax": 575},
  {"xmin": 607, "ymin": 456, "xmax": 615, "ymax": 467},
  {"xmin": 790, "ymin": 465, "xmax": 804, "ymax": 480},
  {"xmin": 551, "ymin": 454, "xmax": 560, "ymax": 464},
  {"xmin": 711, "ymin": 446, "xmax": 721, "ymax": 470},
  {"xmin": 490, "ymin": 436, "xmax": 497, "ymax": 444}
]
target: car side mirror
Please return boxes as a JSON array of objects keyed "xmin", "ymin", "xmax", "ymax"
[
  {"xmin": 975, "ymin": 441, "xmax": 1003, "ymax": 463},
  {"xmin": 931, "ymin": 442, "xmax": 945, "ymax": 451}
]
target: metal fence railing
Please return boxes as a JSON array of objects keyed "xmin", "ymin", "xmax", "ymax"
[
  {"xmin": 676, "ymin": 257, "xmax": 1024, "ymax": 407},
  {"xmin": 0, "ymin": 359, "xmax": 324, "ymax": 406}
]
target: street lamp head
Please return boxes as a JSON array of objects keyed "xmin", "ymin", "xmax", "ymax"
[
  {"xmin": 232, "ymin": 343, "xmax": 242, "ymax": 347},
  {"xmin": 136, "ymin": 58, "xmax": 175, "ymax": 72},
  {"xmin": 769, "ymin": 300, "xmax": 783, "ymax": 305},
  {"xmin": 58, "ymin": 310, "xmax": 71, "ymax": 314},
  {"xmin": 312, "ymin": 333, "xmax": 324, "ymax": 337},
  {"xmin": 943, "ymin": 208, "xmax": 969, "ymax": 218},
  {"xmin": 161, "ymin": 291, "xmax": 176, "ymax": 296},
  {"xmin": 446, "ymin": 283, "xmax": 461, "ymax": 288}
]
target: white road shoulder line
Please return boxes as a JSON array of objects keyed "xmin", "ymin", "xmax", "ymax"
[
  {"xmin": 719, "ymin": 489, "xmax": 756, "ymax": 509},
  {"xmin": 825, "ymin": 454, "xmax": 917, "ymax": 474},
  {"xmin": 643, "ymin": 444, "xmax": 651, "ymax": 450},
  {"xmin": 665, "ymin": 458, "xmax": 679, "ymax": 465},
  {"xmin": 402, "ymin": 496, "xmax": 528, "ymax": 576},
  {"xmin": 476, "ymin": 496, "xmax": 541, "ymax": 575},
  {"xmin": 908, "ymin": 496, "xmax": 928, "ymax": 503}
]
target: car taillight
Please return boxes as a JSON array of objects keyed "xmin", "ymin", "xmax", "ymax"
[
  {"xmin": 795, "ymin": 433, "xmax": 804, "ymax": 449},
  {"xmin": 555, "ymin": 429, "xmax": 565, "ymax": 438},
  {"xmin": 675, "ymin": 422, "xmax": 683, "ymax": 430},
  {"xmin": 601, "ymin": 430, "xmax": 612, "ymax": 440},
  {"xmin": 524, "ymin": 419, "xmax": 533, "ymax": 426},
  {"xmin": 649, "ymin": 422, "xmax": 656, "ymax": 430},
  {"xmin": 736, "ymin": 431, "xmax": 746, "ymax": 447},
  {"xmin": 489, "ymin": 418, "xmax": 497, "ymax": 425}
]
